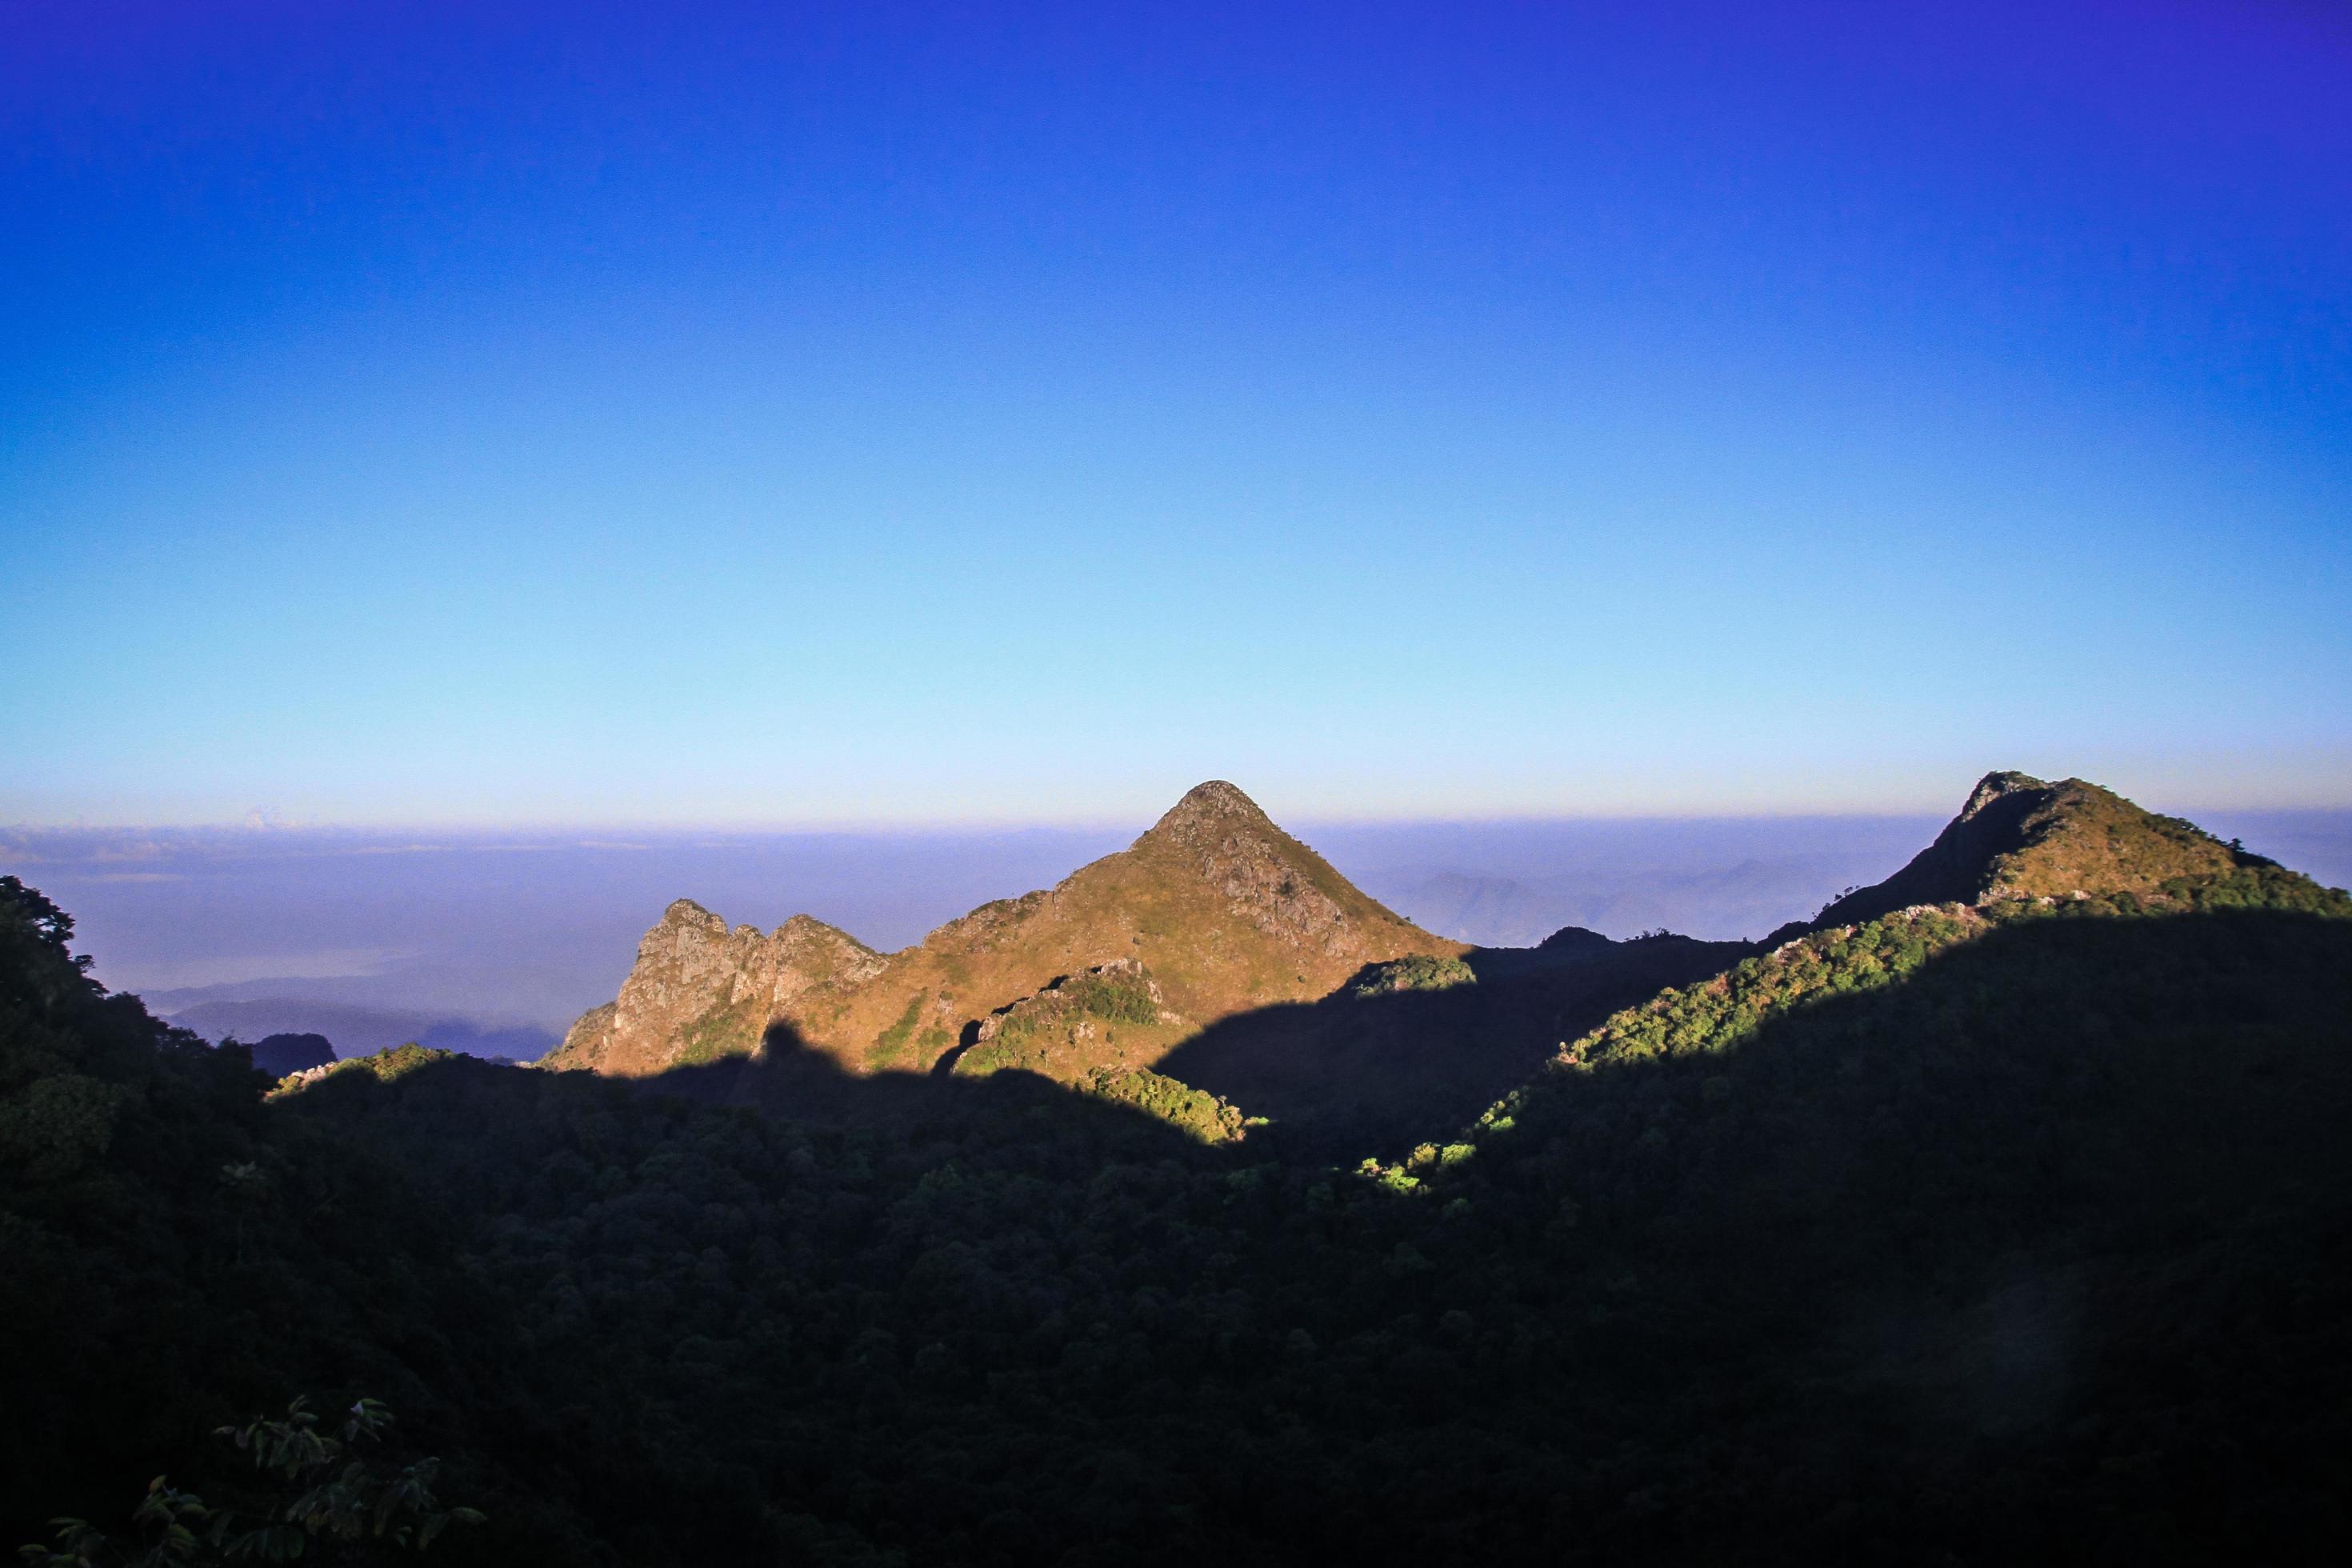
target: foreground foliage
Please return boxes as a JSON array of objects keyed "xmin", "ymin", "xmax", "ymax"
[{"xmin": 22, "ymin": 1398, "xmax": 479, "ymax": 1566}]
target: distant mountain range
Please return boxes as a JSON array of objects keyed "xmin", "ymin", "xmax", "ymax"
[
  {"xmin": 1357, "ymin": 855, "xmax": 1877, "ymax": 947},
  {"xmin": 1357, "ymin": 869, "xmax": 1577, "ymax": 947},
  {"xmin": 154, "ymin": 994, "xmax": 554, "ymax": 1062}
]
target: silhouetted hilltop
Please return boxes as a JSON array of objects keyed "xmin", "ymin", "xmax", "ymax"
[
  {"xmin": 245, "ymin": 1031, "xmax": 334, "ymax": 1077},
  {"xmin": 1537, "ymin": 922, "xmax": 1613, "ymax": 955}
]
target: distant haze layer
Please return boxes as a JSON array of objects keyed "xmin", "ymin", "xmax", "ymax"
[{"xmin": 7, "ymin": 809, "xmax": 2346, "ymax": 1062}]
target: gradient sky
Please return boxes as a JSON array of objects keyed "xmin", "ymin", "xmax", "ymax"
[{"xmin": 4, "ymin": 0, "xmax": 2347, "ymax": 826}]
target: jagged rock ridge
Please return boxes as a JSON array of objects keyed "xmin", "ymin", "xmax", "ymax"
[{"xmin": 550, "ymin": 903, "xmax": 886, "ymax": 1078}]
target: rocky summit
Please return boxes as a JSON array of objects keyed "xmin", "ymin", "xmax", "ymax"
[
  {"xmin": 1772, "ymin": 769, "xmax": 2310, "ymax": 940},
  {"xmin": 538, "ymin": 781, "xmax": 1462, "ymax": 1085}
]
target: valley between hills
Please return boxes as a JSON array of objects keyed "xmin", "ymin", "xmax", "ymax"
[{"xmin": 6, "ymin": 769, "xmax": 2350, "ymax": 1564}]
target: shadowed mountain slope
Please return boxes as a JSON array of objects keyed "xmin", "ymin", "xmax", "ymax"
[
  {"xmin": 1146, "ymin": 930, "xmax": 1752, "ymax": 1154},
  {"xmin": 542, "ymin": 782, "xmax": 1462, "ymax": 1084}
]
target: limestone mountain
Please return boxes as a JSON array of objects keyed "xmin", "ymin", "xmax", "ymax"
[
  {"xmin": 1772, "ymin": 770, "xmax": 2326, "ymax": 941},
  {"xmin": 541, "ymin": 781, "xmax": 1462, "ymax": 1083}
]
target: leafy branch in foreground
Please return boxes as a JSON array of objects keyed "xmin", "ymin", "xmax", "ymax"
[{"xmin": 18, "ymin": 1398, "xmax": 481, "ymax": 1566}]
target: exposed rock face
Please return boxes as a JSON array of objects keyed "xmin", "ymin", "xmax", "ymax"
[
  {"xmin": 1138, "ymin": 782, "xmax": 1364, "ymax": 956},
  {"xmin": 549, "ymin": 901, "xmax": 884, "ymax": 1077},
  {"xmin": 540, "ymin": 781, "xmax": 1461, "ymax": 1082}
]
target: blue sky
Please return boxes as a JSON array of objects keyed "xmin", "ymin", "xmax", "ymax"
[{"xmin": 5, "ymin": 0, "xmax": 2347, "ymax": 826}]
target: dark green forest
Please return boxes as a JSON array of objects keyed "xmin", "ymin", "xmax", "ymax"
[{"xmin": 7, "ymin": 862, "xmax": 2352, "ymax": 1564}]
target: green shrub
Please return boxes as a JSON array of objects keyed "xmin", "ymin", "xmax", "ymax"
[{"xmin": 1352, "ymin": 955, "xmax": 1476, "ymax": 998}]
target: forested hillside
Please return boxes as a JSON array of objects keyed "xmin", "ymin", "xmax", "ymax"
[
  {"xmin": 0, "ymin": 877, "xmax": 593, "ymax": 1560},
  {"xmin": 6, "ymin": 775, "xmax": 2351, "ymax": 1564}
]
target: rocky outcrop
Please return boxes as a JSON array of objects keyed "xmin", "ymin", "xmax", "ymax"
[
  {"xmin": 545, "ymin": 901, "xmax": 884, "ymax": 1077},
  {"xmin": 1134, "ymin": 782, "xmax": 1371, "ymax": 957}
]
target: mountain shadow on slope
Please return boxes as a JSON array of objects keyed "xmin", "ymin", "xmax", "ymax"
[
  {"xmin": 538, "ymin": 927, "xmax": 1758, "ymax": 1156},
  {"xmin": 1150, "ymin": 930, "xmax": 1751, "ymax": 1154},
  {"xmin": 566, "ymin": 1010, "xmax": 1253, "ymax": 1149}
]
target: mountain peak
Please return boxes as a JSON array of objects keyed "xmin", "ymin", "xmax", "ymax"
[
  {"xmin": 1790, "ymin": 769, "xmax": 2274, "ymax": 937},
  {"xmin": 546, "ymin": 774, "xmax": 1461, "ymax": 1082},
  {"xmin": 1142, "ymin": 780, "xmax": 1277, "ymax": 845},
  {"xmin": 1115, "ymin": 778, "xmax": 1456, "ymax": 970}
]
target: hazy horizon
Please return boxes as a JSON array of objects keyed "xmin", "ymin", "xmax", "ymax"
[
  {"xmin": 14, "ymin": 768, "xmax": 2352, "ymax": 833},
  {"xmin": 14, "ymin": 798, "xmax": 2349, "ymax": 1063}
]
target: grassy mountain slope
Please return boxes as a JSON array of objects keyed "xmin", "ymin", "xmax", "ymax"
[
  {"xmin": 541, "ymin": 781, "xmax": 1462, "ymax": 1084},
  {"xmin": 1782, "ymin": 770, "xmax": 2315, "ymax": 938}
]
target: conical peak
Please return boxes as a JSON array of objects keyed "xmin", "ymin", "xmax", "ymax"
[
  {"xmin": 1143, "ymin": 780, "xmax": 1278, "ymax": 843},
  {"xmin": 1174, "ymin": 779, "xmax": 1269, "ymax": 818}
]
